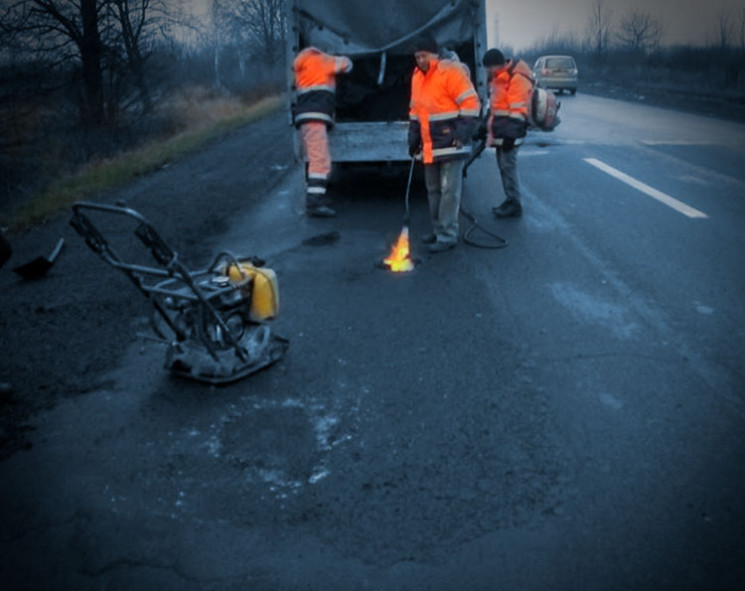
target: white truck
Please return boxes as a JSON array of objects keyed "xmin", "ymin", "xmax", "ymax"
[{"xmin": 287, "ymin": 0, "xmax": 488, "ymax": 163}]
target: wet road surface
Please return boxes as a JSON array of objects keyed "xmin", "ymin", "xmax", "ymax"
[{"xmin": 2, "ymin": 94, "xmax": 744, "ymax": 590}]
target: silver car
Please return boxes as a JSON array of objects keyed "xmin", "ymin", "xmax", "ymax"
[{"xmin": 532, "ymin": 55, "xmax": 578, "ymax": 95}]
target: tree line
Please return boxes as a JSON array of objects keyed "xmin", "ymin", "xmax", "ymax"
[
  {"xmin": 0, "ymin": 0, "xmax": 288, "ymax": 128},
  {"xmin": 509, "ymin": 1, "xmax": 745, "ymax": 92},
  {"xmin": 581, "ymin": 0, "xmax": 745, "ymax": 56}
]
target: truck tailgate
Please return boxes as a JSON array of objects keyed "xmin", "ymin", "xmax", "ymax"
[{"xmin": 328, "ymin": 122, "xmax": 409, "ymax": 162}]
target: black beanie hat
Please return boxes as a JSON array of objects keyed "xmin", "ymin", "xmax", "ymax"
[
  {"xmin": 414, "ymin": 33, "xmax": 438, "ymax": 54},
  {"xmin": 482, "ymin": 48, "xmax": 505, "ymax": 66}
]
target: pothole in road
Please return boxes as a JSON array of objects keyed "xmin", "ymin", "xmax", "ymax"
[{"xmin": 214, "ymin": 400, "xmax": 344, "ymax": 498}]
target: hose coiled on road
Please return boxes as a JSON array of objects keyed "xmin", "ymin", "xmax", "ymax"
[{"xmin": 460, "ymin": 204, "xmax": 508, "ymax": 249}]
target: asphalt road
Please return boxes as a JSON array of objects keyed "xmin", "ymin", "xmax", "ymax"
[{"xmin": 2, "ymin": 93, "xmax": 744, "ymax": 590}]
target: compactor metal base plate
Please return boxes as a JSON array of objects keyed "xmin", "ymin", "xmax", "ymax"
[{"xmin": 166, "ymin": 331, "xmax": 289, "ymax": 385}]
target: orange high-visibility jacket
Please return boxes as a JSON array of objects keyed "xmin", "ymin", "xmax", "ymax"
[
  {"xmin": 409, "ymin": 58, "xmax": 480, "ymax": 164},
  {"xmin": 488, "ymin": 59, "xmax": 533, "ymax": 146},
  {"xmin": 293, "ymin": 47, "xmax": 353, "ymax": 127}
]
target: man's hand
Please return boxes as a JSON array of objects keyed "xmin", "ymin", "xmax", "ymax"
[{"xmin": 409, "ymin": 145, "xmax": 420, "ymax": 158}]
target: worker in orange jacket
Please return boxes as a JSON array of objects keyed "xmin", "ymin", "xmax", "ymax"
[
  {"xmin": 409, "ymin": 34, "xmax": 480, "ymax": 252},
  {"xmin": 293, "ymin": 47, "xmax": 353, "ymax": 217},
  {"xmin": 482, "ymin": 48, "xmax": 533, "ymax": 218}
]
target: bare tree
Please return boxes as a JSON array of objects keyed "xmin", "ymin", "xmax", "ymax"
[
  {"xmin": 714, "ymin": 5, "xmax": 743, "ymax": 87},
  {"xmin": 528, "ymin": 27, "xmax": 580, "ymax": 56},
  {"xmin": 218, "ymin": 0, "xmax": 286, "ymax": 64},
  {"xmin": 717, "ymin": 7, "xmax": 734, "ymax": 50},
  {"xmin": 1, "ymin": 0, "xmax": 107, "ymax": 125},
  {"xmin": 616, "ymin": 9, "xmax": 663, "ymax": 54},
  {"xmin": 1, "ymin": 0, "xmax": 168, "ymax": 122},
  {"xmin": 210, "ymin": 0, "xmax": 227, "ymax": 88},
  {"xmin": 106, "ymin": 0, "xmax": 170, "ymax": 112},
  {"xmin": 584, "ymin": 0, "xmax": 613, "ymax": 58}
]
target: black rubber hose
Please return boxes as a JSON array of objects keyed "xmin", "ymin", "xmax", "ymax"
[
  {"xmin": 461, "ymin": 150, "xmax": 508, "ymax": 249},
  {"xmin": 460, "ymin": 204, "xmax": 508, "ymax": 249}
]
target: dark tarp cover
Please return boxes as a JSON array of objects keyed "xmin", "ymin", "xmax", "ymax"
[{"xmin": 295, "ymin": 0, "xmax": 479, "ymax": 56}]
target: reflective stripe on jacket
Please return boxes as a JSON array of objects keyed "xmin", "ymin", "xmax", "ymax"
[
  {"xmin": 293, "ymin": 47, "xmax": 353, "ymax": 127},
  {"xmin": 409, "ymin": 58, "xmax": 480, "ymax": 164},
  {"xmin": 488, "ymin": 59, "xmax": 533, "ymax": 146}
]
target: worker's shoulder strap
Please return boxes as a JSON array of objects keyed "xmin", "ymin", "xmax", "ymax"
[{"xmin": 508, "ymin": 60, "xmax": 533, "ymax": 86}]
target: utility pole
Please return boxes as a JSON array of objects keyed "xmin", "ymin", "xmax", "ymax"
[{"xmin": 491, "ymin": 13, "xmax": 500, "ymax": 48}]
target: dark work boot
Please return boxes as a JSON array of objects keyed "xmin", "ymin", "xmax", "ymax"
[
  {"xmin": 428, "ymin": 239, "xmax": 456, "ymax": 253},
  {"xmin": 306, "ymin": 195, "xmax": 336, "ymax": 218},
  {"xmin": 493, "ymin": 200, "xmax": 522, "ymax": 218}
]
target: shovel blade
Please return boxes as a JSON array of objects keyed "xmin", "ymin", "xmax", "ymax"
[
  {"xmin": 12, "ymin": 238, "xmax": 64, "ymax": 280},
  {"xmin": 13, "ymin": 257, "xmax": 53, "ymax": 280}
]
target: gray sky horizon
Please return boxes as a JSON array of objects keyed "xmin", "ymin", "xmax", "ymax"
[{"xmin": 487, "ymin": 0, "xmax": 745, "ymax": 50}]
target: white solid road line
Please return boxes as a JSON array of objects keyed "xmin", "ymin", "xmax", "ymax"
[
  {"xmin": 639, "ymin": 140, "xmax": 717, "ymax": 146},
  {"xmin": 583, "ymin": 158, "xmax": 709, "ymax": 219}
]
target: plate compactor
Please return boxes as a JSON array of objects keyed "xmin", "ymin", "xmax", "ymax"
[{"xmin": 70, "ymin": 202, "xmax": 288, "ymax": 384}]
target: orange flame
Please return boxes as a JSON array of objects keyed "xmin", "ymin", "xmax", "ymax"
[{"xmin": 384, "ymin": 226, "xmax": 415, "ymax": 272}]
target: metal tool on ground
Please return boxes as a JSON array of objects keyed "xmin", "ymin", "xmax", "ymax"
[
  {"xmin": 383, "ymin": 156, "xmax": 417, "ymax": 272},
  {"xmin": 13, "ymin": 238, "xmax": 65, "ymax": 279},
  {"xmin": 460, "ymin": 139, "xmax": 508, "ymax": 249},
  {"xmin": 69, "ymin": 202, "xmax": 288, "ymax": 385}
]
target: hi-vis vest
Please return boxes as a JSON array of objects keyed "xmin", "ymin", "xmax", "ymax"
[
  {"xmin": 490, "ymin": 59, "xmax": 533, "ymax": 120},
  {"xmin": 293, "ymin": 47, "xmax": 353, "ymax": 127},
  {"xmin": 488, "ymin": 59, "xmax": 533, "ymax": 146},
  {"xmin": 409, "ymin": 58, "xmax": 480, "ymax": 164}
]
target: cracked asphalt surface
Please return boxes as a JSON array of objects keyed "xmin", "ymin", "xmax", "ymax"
[{"xmin": 2, "ymin": 97, "xmax": 744, "ymax": 590}]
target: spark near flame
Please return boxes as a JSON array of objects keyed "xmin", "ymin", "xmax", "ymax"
[{"xmin": 384, "ymin": 226, "xmax": 415, "ymax": 273}]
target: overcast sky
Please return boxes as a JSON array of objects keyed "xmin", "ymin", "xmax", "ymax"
[{"xmin": 486, "ymin": 0, "xmax": 745, "ymax": 50}]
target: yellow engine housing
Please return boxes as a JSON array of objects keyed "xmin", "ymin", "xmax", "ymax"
[{"xmin": 225, "ymin": 262, "xmax": 280, "ymax": 322}]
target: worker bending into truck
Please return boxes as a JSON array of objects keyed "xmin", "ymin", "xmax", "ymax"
[
  {"xmin": 293, "ymin": 47, "xmax": 353, "ymax": 217},
  {"xmin": 408, "ymin": 34, "xmax": 480, "ymax": 252},
  {"xmin": 482, "ymin": 48, "xmax": 533, "ymax": 218}
]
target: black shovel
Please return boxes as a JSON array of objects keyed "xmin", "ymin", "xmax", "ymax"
[{"xmin": 13, "ymin": 238, "xmax": 64, "ymax": 280}]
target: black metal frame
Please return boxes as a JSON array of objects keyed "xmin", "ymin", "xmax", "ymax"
[{"xmin": 70, "ymin": 201, "xmax": 263, "ymax": 365}]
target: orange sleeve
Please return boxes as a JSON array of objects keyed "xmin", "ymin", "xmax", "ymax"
[
  {"xmin": 448, "ymin": 68, "xmax": 480, "ymax": 116},
  {"xmin": 319, "ymin": 53, "xmax": 352, "ymax": 77}
]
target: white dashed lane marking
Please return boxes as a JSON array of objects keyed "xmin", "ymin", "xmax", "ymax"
[{"xmin": 583, "ymin": 157, "xmax": 708, "ymax": 219}]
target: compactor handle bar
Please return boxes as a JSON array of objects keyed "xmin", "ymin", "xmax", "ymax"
[{"xmin": 71, "ymin": 201, "xmax": 178, "ymax": 274}]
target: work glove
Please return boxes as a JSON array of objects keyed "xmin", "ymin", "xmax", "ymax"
[{"xmin": 408, "ymin": 144, "xmax": 420, "ymax": 158}]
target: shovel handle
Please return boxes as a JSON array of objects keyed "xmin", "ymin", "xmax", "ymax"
[{"xmin": 48, "ymin": 238, "xmax": 65, "ymax": 263}]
